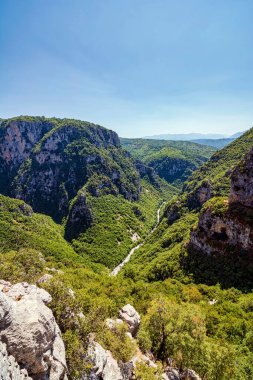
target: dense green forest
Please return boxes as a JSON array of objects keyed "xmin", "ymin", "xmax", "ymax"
[
  {"xmin": 121, "ymin": 138, "xmax": 215, "ymax": 187},
  {"xmin": 0, "ymin": 117, "xmax": 253, "ymax": 379},
  {"xmin": 122, "ymin": 126, "xmax": 253, "ymax": 285}
]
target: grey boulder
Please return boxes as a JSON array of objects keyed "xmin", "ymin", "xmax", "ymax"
[
  {"xmin": 0, "ymin": 281, "xmax": 68, "ymax": 379},
  {"xmin": 119, "ymin": 304, "xmax": 140, "ymax": 337}
]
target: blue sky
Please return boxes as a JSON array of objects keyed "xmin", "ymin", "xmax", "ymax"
[{"xmin": 1, "ymin": 0, "xmax": 253, "ymax": 137}]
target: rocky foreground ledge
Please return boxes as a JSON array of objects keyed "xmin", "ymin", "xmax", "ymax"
[
  {"xmin": 0, "ymin": 340, "xmax": 32, "ymax": 380},
  {"xmin": 0, "ymin": 280, "xmax": 67, "ymax": 380},
  {"xmin": 0, "ymin": 280, "xmax": 201, "ymax": 380}
]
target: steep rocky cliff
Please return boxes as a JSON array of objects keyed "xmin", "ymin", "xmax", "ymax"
[
  {"xmin": 0, "ymin": 116, "xmax": 140, "ymax": 233},
  {"xmin": 0, "ymin": 117, "xmax": 53, "ymax": 194},
  {"xmin": 187, "ymin": 147, "xmax": 253, "ymax": 287},
  {"xmin": 229, "ymin": 147, "xmax": 253, "ymax": 208}
]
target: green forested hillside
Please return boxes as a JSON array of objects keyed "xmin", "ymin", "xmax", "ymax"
[
  {"xmin": 1, "ymin": 118, "xmax": 253, "ymax": 379},
  {"xmin": 185, "ymin": 127, "xmax": 253, "ymax": 198},
  {"xmin": 72, "ymin": 178, "xmax": 176, "ymax": 267},
  {"xmin": 121, "ymin": 138, "xmax": 215, "ymax": 187},
  {"xmin": 1, "ymin": 231, "xmax": 253, "ymax": 380},
  {"xmin": 0, "ymin": 116, "xmax": 177, "ymax": 268},
  {"xmin": 122, "ymin": 211, "xmax": 197, "ymax": 282},
  {"xmin": 0, "ymin": 116, "xmax": 140, "ymax": 223},
  {"xmin": 0, "ymin": 194, "xmax": 86, "ymax": 265},
  {"xmin": 122, "ymin": 127, "xmax": 253, "ymax": 283}
]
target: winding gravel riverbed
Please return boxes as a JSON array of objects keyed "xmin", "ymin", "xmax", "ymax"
[{"xmin": 110, "ymin": 202, "xmax": 165, "ymax": 276}]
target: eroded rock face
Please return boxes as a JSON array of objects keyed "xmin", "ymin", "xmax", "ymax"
[
  {"xmin": 119, "ymin": 304, "xmax": 140, "ymax": 337},
  {"xmin": 162, "ymin": 368, "xmax": 180, "ymax": 380},
  {"xmin": 148, "ymin": 157, "xmax": 197, "ymax": 185},
  {"xmin": 187, "ymin": 146, "xmax": 253, "ymax": 287},
  {"xmin": 0, "ymin": 117, "xmax": 140, "ymax": 226},
  {"xmin": 0, "ymin": 118, "xmax": 53, "ymax": 193},
  {"xmin": 186, "ymin": 181, "xmax": 212, "ymax": 210},
  {"xmin": 134, "ymin": 160, "xmax": 159, "ymax": 187},
  {"xmin": 65, "ymin": 190, "xmax": 93, "ymax": 240},
  {"xmin": 189, "ymin": 208, "xmax": 253, "ymax": 256},
  {"xmin": 165, "ymin": 201, "xmax": 182, "ymax": 225},
  {"xmin": 229, "ymin": 147, "xmax": 253, "ymax": 208},
  {"xmin": 0, "ymin": 281, "xmax": 67, "ymax": 380},
  {"xmin": 85, "ymin": 341, "xmax": 123, "ymax": 380},
  {"xmin": 36, "ymin": 274, "xmax": 54, "ymax": 285},
  {"xmin": 84, "ymin": 339, "xmax": 159, "ymax": 380},
  {"xmin": 0, "ymin": 340, "xmax": 32, "ymax": 380},
  {"xmin": 181, "ymin": 369, "xmax": 202, "ymax": 380},
  {"xmin": 163, "ymin": 367, "xmax": 202, "ymax": 380}
]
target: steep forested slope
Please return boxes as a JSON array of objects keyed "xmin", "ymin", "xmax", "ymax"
[
  {"xmin": 0, "ymin": 116, "xmax": 140, "ymax": 223},
  {"xmin": 0, "ymin": 116, "xmax": 176, "ymax": 267},
  {"xmin": 123, "ymin": 128, "xmax": 253, "ymax": 287},
  {"xmin": 185, "ymin": 127, "xmax": 253, "ymax": 202},
  {"xmin": 0, "ymin": 194, "xmax": 84, "ymax": 265},
  {"xmin": 121, "ymin": 138, "xmax": 215, "ymax": 187}
]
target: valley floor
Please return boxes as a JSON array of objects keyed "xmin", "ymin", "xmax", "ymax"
[{"xmin": 110, "ymin": 201, "xmax": 166, "ymax": 276}]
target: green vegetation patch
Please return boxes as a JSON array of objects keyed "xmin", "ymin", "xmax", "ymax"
[
  {"xmin": 186, "ymin": 127, "xmax": 253, "ymax": 197},
  {"xmin": 0, "ymin": 194, "xmax": 84, "ymax": 265},
  {"xmin": 122, "ymin": 212, "xmax": 198, "ymax": 282},
  {"xmin": 203, "ymin": 196, "xmax": 229, "ymax": 216},
  {"xmin": 72, "ymin": 179, "xmax": 176, "ymax": 268},
  {"xmin": 121, "ymin": 138, "xmax": 216, "ymax": 187}
]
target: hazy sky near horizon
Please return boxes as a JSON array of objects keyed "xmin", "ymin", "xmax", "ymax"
[{"xmin": 1, "ymin": 0, "xmax": 253, "ymax": 137}]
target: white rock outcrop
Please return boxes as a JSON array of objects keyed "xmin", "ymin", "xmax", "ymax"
[
  {"xmin": 118, "ymin": 304, "xmax": 140, "ymax": 337},
  {"xmin": 106, "ymin": 318, "xmax": 123, "ymax": 331},
  {"xmin": 162, "ymin": 368, "xmax": 180, "ymax": 380},
  {"xmin": 163, "ymin": 367, "xmax": 202, "ymax": 380},
  {"xmin": 0, "ymin": 340, "xmax": 32, "ymax": 380},
  {"xmin": 181, "ymin": 369, "xmax": 202, "ymax": 380},
  {"xmin": 85, "ymin": 341, "xmax": 123, "ymax": 380},
  {"xmin": 36, "ymin": 273, "xmax": 53, "ymax": 285},
  {"xmin": 0, "ymin": 281, "xmax": 68, "ymax": 380}
]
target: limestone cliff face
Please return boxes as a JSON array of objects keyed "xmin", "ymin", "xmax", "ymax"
[
  {"xmin": 186, "ymin": 181, "xmax": 212, "ymax": 210},
  {"xmin": 0, "ymin": 118, "xmax": 53, "ymax": 194},
  {"xmin": 187, "ymin": 147, "xmax": 253, "ymax": 287},
  {"xmin": 229, "ymin": 147, "xmax": 253, "ymax": 208},
  {"xmin": 65, "ymin": 190, "xmax": 92, "ymax": 240},
  {"xmin": 0, "ymin": 117, "xmax": 140, "ymax": 234},
  {"xmin": 0, "ymin": 340, "xmax": 32, "ymax": 380},
  {"xmin": 0, "ymin": 281, "xmax": 67, "ymax": 379},
  {"xmin": 189, "ymin": 205, "xmax": 253, "ymax": 255}
]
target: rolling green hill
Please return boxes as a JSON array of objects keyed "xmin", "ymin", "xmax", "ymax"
[{"xmin": 121, "ymin": 138, "xmax": 216, "ymax": 187}]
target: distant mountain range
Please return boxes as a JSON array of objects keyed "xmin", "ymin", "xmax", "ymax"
[
  {"xmin": 230, "ymin": 131, "xmax": 246, "ymax": 138},
  {"xmin": 143, "ymin": 131, "xmax": 245, "ymax": 141},
  {"xmin": 191, "ymin": 138, "xmax": 235, "ymax": 149}
]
